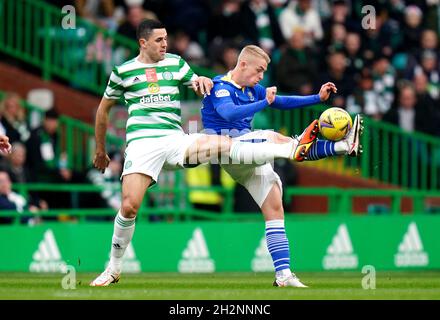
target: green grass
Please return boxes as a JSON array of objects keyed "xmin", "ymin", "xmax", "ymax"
[{"xmin": 1, "ymin": 271, "xmax": 440, "ymax": 300}]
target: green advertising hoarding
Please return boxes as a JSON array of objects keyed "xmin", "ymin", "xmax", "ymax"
[{"xmin": 0, "ymin": 215, "xmax": 439, "ymax": 273}]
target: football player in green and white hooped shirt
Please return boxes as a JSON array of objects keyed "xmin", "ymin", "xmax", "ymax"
[{"xmin": 90, "ymin": 19, "xmax": 319, "ymax": 286}]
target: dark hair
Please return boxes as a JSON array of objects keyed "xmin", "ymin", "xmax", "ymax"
[
  {"xmin": 136, "ymin": 19, "xmax": 165, "ymax": 41},
  {"xmin": 45, "ymin": 108, "xmax": 59, "ymax": 119}
]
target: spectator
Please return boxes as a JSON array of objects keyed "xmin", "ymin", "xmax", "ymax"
[
  {"xmin": 240, "ymin": 0, "xmax": 285, "ymax": 55},
  {"xmin": 361, "ymin": 10, "xmax": 399, "ymax": 63},
  {"xmin": 400, "ymin": 5, "xmax": 424, "ymax": 54},
  {"xmin": 322, "ymin": 0, "xmax": 359, "ymax": 41},
  {"xmin": 207, "ymin": 0, "xmax": 243, "ymax": 46},
  {"xmin": 413, "ymin": 72, "xmax": 440, "ymax": 135},
  {"xmin": 372, "ymin": 55, "xmax": 396, "ymax": 117},
  {"xmin": 2, "ymin": 142, "xmax": 31, "ymax": 184},
  {"xmin": 278, "ymin": 0, "xmax": 323, "ymax": 47},
  {"xmin": 276, "ymin": 29, "xmax": 318, "ymax": 94},
  {"xmin": 410, "ymin": 50, "xmax": 440, "ymax": 101},
  {"xmin": 325, "ymin": 22, "xmax": 347, "ymax": 53},
  {"xmin": 116, "ymin": 5, "xmax": 157, "ymax": 41},
  {"xmin": 383, "ymin": 81, "xmax": 436, "ymax": 136},
  {"xmin": 163, "ymin": 0, "xmax": 210, "ymax": 40},
  {"xmin": 0, "ymin": 170, "xmax": 44, "ymax": 224},
  {"xmin": 168, "ymin": 30, "xmax": 207, "ymax": 66},
  {"xmin": 212, "ymin": 42, "xmax": 240, "ymax": 74},
  {"xmin": 344, "ymin": 32, "xmax": 364, "ymax": 80},
  {"xmin": 75, "ymin": 0, "xmax": 117, "ymax": 29},
  {"xmin": 316, "ymin": 50, "xmax": 353, "ymax": 107},
  {"xmin": 26, "ymin": 109, "xmax": 81, "ymax": 208},
  {"xmin": 346, "ymin": 69, "xmax": 382, "ymax": 120},
  {"xmin": 0, "ymin": 170, "xmax": 26, "ymax": 213},
  {"xmin": 0, "ymin": 92, "xmax": 31, "ymax": 144}
]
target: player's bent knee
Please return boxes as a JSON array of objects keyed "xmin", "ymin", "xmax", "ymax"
[{"xmin": 121, "ymin": 200, "xmax": 140, "ymax": 219}]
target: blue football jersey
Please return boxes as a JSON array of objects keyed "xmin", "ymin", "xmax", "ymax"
[{"xmin": 201, "ymin": 73, "xmax": 266, "ymax": 137}]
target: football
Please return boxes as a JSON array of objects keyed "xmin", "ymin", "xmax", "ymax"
[{"xmin": 318, "ymin": 107, "xmax": 353, "ymax": 141}]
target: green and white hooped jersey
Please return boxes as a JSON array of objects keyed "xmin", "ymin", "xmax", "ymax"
[{"xmin": 104, "ymin": 53, "xmax": 198, "ymax": 145}]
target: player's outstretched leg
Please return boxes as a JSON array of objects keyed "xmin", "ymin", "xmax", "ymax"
[
  {"xmin": 292, "ymin": 119, "xmax": 320, "ymax": 161},
  {"xmin": 226, "ymin": 121, "xmax": 319, "ymax": 165},
  {"xmin": 343, "ymin": 114, "xmax": 363, "ymax": 157},
  {"xmin": 306, "ymin": 114, "xmax": 364, "ymax": 161}
]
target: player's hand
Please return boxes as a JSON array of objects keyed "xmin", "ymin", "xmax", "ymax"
[
  {"xmin": 93, "ymin": 151, "xmax": 110, "ymax": 173},
  {"xmin": 266, "ymin": 86, "xmax": 277, "ymax": 104},
  {"xmin": 319, "ymin": 82, "xmax": 337, "ymax": 101},
  {"xmin": 0, "ymin": 134, "xmax": 12, "ymax": 155},
  {"xmin": 192, "ymin": 76, "xmax": 213, "ymax": 96}
]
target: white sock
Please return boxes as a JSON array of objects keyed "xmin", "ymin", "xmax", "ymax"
[
  {"xmin": 109, "ymin": 211, "xmax": 136, "ymax": 273},
  {"xmin": 276, "ymin": 268, "xmax": 293, "ymax": 279},
  {"xmin": 334, "ymin": 140, "xmax": 349, "ymax": 154},
  {"xmin": 229, "ymin": 141, "xmax": 295, "ymax": 164}
]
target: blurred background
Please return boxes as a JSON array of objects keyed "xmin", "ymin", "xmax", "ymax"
[{"xmin": 0, "ymin": 0, "xmax": 439, "ymax": 274}]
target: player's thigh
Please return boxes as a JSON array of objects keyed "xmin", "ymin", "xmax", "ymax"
[
  {"xmin": 182, "ymin": 134, "xmax": 231, "ymax": 166},
  {"xmin": 123, "ymin": 137, "xmax": 167, "ymax": 184}
]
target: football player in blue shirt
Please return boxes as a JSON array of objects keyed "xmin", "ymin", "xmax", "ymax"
[{"xmin": 201, "ymin": 45, "xmax": 363, "ymax": 287}]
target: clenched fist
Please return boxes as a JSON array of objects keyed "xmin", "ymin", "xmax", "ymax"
[{"xmin": 266, "ymin": 86, "xmax": 277, "ymax": 104}]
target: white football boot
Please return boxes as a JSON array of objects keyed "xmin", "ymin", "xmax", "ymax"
[
  {"xmin": 342, "ymin": 114, "xmax": 364, "ymax": 157},
  {"xmin": 90, "ymin": 266, "xmax": 120, "ymax": 287},
  {"xmin": 273, "ymin": 273, "xmax": 308, "ymax": 288}
]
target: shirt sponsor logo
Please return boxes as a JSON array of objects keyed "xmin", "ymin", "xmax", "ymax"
[
  {"xmin": 148, "ymin": 83, "xmax": 160, "ymax": 94},
  {"xmin": 215, "ymin": 89, "xmax": 230, "ymax": 98}
]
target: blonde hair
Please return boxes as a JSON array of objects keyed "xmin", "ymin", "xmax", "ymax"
[{"xmin": 238, "ymin": 45, "xmax": 271, "ymax": 64}]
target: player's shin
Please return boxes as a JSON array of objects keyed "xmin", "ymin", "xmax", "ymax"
[
  {"xmin": 109, "ymin": 210, "xmax": 136, "ymax": 273},
  {"xmin": 265, "ymin": 219, "xmax": 292, "ymax": 278}
]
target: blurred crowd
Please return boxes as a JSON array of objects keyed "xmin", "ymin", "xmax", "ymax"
[
  {"xmin": 44, "ymin": 0, "xmax": 440, "ymax": 136},
  {"xmin": 2, "ymin": 0, "xmax": 440, "ymax": 221},
  {"xmin": 0, "ymin": 92, "xmax": 125, "ymax": 222}
]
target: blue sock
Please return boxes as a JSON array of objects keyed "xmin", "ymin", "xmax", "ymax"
[
  {"xmin": 265, "ymin": 220, "xmax": 291, "ymax": 273},
  {"xmin": 306, "ymin": 139, "xmax": 337, "ymax": 161}
]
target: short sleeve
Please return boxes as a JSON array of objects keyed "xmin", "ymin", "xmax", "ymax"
[{"xmin": 103, "ymin": 67, "xmax": 124, "ymax": 100}]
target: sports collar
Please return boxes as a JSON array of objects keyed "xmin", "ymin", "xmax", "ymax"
[{"xmin": 220, "ymin": 72, "xmax": 242, "ymax": 89}]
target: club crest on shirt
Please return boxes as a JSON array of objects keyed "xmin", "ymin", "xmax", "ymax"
[
  {"xmin": 215, "ymin": 89, "xmax": 230, "ymax": 98},
  {"xmin": 163, "ymin": 71, "xmax": 173, "ymax": 81},
  {"xmin": 247, "ymin": 91, "xmax": 254, "ymax": 101}
]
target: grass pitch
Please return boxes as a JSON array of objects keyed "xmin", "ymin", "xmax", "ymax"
[{"xmin": 0, "ymin": 271, "xmax": 439, "ymax": 300}]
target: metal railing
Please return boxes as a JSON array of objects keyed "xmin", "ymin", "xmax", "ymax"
[{"xmin": 1, "ymin": 184, "xmax": 439, "ymax": 224}]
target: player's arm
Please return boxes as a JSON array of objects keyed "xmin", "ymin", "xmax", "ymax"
[
  {"xmin": 270, "ymin": 82, "xmax": 337, "ymax": 110},
  {"xmin": 179, "ymin": 57, "xmax": 213, "ymax": 96},
  {"xmin": 212, "ymin": 86, "xmax": 276, "ymax": 121},
  {"xmin": 94, "ymin": 97, "xmax": 117, "ymax": 173},
  {"xmin": 94, "ymin": 67, "xmax": 123, "ymax": 173}
]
